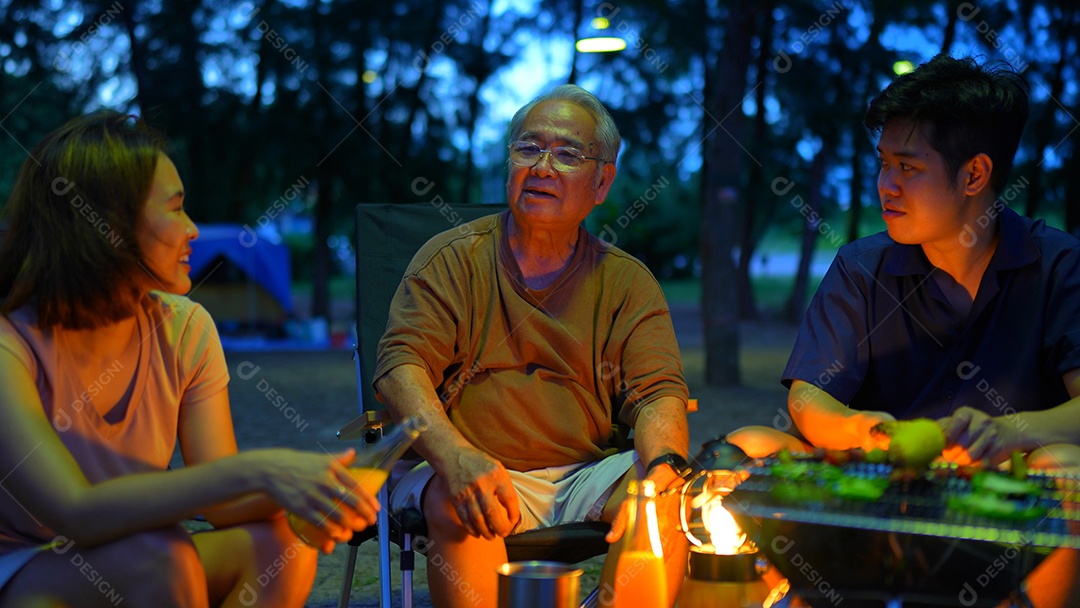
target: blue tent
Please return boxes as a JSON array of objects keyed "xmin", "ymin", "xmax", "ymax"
[{"xmin": 188, "ymin": 224, "xmax": 293, "ymax": 326}]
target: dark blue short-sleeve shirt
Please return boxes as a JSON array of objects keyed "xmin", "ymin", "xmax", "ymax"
[{"xmin": 783, "ymin": 205, "xmax": 1080, "ymax": 420}]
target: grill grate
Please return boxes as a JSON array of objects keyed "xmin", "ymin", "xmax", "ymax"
[{"xmin": 725, "ymin": 458, "xmax": 1080, "ymax": 549}]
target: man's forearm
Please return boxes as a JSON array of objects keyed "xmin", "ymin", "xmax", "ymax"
[
  {"xmin": 789, "ymin": 380, "xmax": 889, "ymax": 450},
  {"xmin": 373, "ymin": 363, "xmax": 473, "ymax": 473},
  {"xmin": 632, "ymin": 396, "xmax": 690, "ymax": 465},
  {"xmin": 1015, "ymin": 395, "xmax": 1080, "ymax": 448}
]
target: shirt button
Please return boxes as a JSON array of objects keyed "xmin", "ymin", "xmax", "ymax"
[{"xmin": 945, "ymin": 390, "xmax": 955, "ymax": 400}]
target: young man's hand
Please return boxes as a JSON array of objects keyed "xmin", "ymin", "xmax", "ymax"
[{"xmin": 938, "ymin": 406, "xmax": 1028, "ymax": 466}]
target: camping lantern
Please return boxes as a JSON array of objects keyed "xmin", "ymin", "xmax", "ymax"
[{"xmin": 676, "ymin": 440, "xmax": 783, "ymax": 608}]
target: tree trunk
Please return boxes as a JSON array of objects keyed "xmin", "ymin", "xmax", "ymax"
[
  {"xmin": 736, "ymin": 4, "xmax": 774, "ymax": 321},
  {"xmin": 1024, "ymin": 7, "xmax": 1072, "ymax": 218},
  {"xmin": 397, "ymin": 0, "xmax": 446, "ymax": 170},
  {"xmin": 786, "ymin": 141, "xmax": 831, "ymax": 322},
  {"xmin": 846, "ymin": 137, "xmax": 865, "ymax": 244},
  {"xmin": 567, "ymin": 0, "xmax": 584, "ymax": 84},
  {"xmin": 120, "ymin": 0, "xmax": 148, "ymax": 112},
  {"xmin": 311, "ymin": 0, "xmax": 332, "ymax": 322},
  {"xmin": 460, "ymin": 0, "xmax": 494, "ymax": 204},
  {"xmin": 176, "ymin": 1, "xmax": 207, "ymax": 213},
  {"xmin": 311, "ymin": 175, "xmax": 333, "ymax": 321},
  {"xmin": 941, "ymin": 0, "xmax": 960, "ymax": 53},
  {"xmin": 701, "ymin": 4, "xmax": 755, "ymax": 387}
]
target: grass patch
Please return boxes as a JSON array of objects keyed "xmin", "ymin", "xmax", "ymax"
[
  {"xmin": 292, "ymin": 275, "xmax": 356, "ymax": 299},
  {"xmin": 661, "ymin": 275, "xmax": 821, "ymax": 316}
]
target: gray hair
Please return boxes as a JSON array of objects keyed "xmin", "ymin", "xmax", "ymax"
[{"xmin": 507, "ymin": 84, "xmax": 621, "ymax": 164}]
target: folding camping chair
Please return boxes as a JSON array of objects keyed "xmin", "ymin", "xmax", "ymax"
[{"xmin": 337, "ymin": 202, "xmax": 613, "ymax": 608}]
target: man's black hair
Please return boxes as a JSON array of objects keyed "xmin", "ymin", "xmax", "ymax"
[{"xmin": 865, "ymin": 54, "xmax": 1029, "ymax": 195}]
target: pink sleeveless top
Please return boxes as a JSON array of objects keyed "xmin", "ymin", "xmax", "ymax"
[{"xmin": 0, "ymin": 293, "xmax": 229, "ymax": 553}]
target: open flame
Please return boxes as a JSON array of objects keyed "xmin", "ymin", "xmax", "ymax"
[{"xmin": 702, "ymin": 497, "xmax": 746, "ymax": 554}]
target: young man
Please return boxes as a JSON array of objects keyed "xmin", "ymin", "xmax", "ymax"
[
  {"xmin": 374, "ymin": 85, "xmax": 690, "ymax": 607},
  {"xmin": 732, "ymin": 54, "xmax": 1080, "ymax": 607}
]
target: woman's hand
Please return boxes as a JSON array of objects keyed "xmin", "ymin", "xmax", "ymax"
[{"xmin": 252, "ymin": 448, "xmax": 381, "ymax": 552}]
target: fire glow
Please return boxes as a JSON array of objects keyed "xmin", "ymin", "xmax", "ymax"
[{"xmin": 702, "ymin": 497, "xmax": 747, "ymax": 554}]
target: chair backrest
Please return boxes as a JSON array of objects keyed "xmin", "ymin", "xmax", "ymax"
[{"xmin": 354, "ymin": 202, "xmax": 504, "ymax": 415}]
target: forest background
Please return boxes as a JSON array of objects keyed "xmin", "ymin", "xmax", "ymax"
[{"xmin": 2, "ymin": 0, "xmax": 1078, "ymax": 386}]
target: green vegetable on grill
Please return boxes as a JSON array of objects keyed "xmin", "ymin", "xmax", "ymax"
[
  {"xmin": 947, "ymin": 492, "xmax": 1046, "ymax": 521},
  {"xmin": 832, "ymin": 476, "xmax": 889, "ymax": 501},
  {"xmin": 971, "ymin": 471, "xmax": 1041, "ymax": 497}
]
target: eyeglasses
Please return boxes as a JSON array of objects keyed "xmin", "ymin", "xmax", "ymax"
[{"xmin": 508, "ymin": 141, "xmax": 605, "ymax": 173}]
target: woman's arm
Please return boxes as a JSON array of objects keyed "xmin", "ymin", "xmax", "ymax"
[
  {"xmin": 175, "ymin": 388, "xmax": 280, "ymax": 528},
  {"xmin": 0, "ymin": 350, "xmax": 376, "ymax": 549}
]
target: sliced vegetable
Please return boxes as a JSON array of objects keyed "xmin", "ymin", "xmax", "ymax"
[
  {"xmin": 771, "ymin": 480, "xmax": 829, "ymax": 504},
  {"xmin": 831, "ymin": 476, "xmax": 889, "ymax": 501},
  {"xmin": 947, "ymin": 493, "xmax": 1046, "ymax": 521},
  {"xmin": 971, "ymin": 471, "xmax": 1041, "ymax": 497},
  {"xmin": 1010, "ymin": 450, "xmax": 1028, "ymax": 480},
  {"xmin": 864, "ymin": 448, "xmax": 888, "ymax": 464}
]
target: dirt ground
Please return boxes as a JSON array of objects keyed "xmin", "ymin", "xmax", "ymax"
[{"xmin": 219, "ymin": 306, "xmax": 798, "ymax": 607}]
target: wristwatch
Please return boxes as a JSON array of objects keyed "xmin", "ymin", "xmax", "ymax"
[{"xmin": 646, "ymin": 453, "xmax": 692, "ymax": 478}]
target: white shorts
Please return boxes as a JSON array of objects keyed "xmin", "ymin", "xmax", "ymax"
[{"xmin": 388, "ymin": 451, "xmax": 640, "ymax": 534}]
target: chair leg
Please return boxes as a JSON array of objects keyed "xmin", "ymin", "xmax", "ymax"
[
  {"xmin": 580, "ymin": 585, "xmax": 600, "ymax": 608},
  {"xmin": 402, "ymin": 532, "xmax": 414, "ymax": 608},
  {"xmin": 378, "ymin": 484, "xmax": 392, "ymax": 608},
  {"xmin": 338, "ymin": 545, "xmax": 359, "ymax": 608}
]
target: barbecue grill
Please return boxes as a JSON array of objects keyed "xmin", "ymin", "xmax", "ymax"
[{"xmin": 690, "ymin": 439, "xmax": 1080, "ymax": 608}]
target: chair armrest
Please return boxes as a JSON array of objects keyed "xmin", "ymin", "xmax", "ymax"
[
  {"xmin": 337, "ymin": 410, "xmax": 394, "ymax": 440},
  {"xmin": 505, "ymin": 522, "xmax": 612, "ymax": 563}
]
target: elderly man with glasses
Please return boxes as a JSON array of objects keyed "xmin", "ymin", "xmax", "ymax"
[{"xmin": 374, "ymin": 84, "xmax": 691, "ymax": 608}]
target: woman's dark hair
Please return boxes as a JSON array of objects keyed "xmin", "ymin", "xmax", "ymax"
[
  {"xmin": 864, "ymin": 54, "xmax": 1029, "ymax": 195},
  {"xmin": 0, "ymin": 111, "xmax": 167, "ymax": 329}
]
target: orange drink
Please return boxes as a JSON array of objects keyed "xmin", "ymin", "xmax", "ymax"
[
  {"xmin": 348, "ymin": 466, "xmax": 390, "ymax": 494},
  {"xmin": 288, "ymin": 466, "xmax": 389, "ymax": 547},
  {"xmin": 612, "ymin": 550, "xmax": 667, "ymax": 608}
]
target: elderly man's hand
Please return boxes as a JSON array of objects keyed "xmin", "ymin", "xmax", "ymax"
[
  {"xmin": 938, "ymin": 406, "xmax": 1029, "ymax": 466},
  {"xmin": 445, "ymin": 446, "xmax": 521, "ymax": 539},
  {"xmin": 605, "ymin": 466, "xmax": 685, "ymax": 546}
]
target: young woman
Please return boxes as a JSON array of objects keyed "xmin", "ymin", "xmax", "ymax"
[{"xmin": 0, "ymin": 112, "xmax": 377, "ymax": 607}]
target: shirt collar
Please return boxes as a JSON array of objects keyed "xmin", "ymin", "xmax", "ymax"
[{"xmin": 883, "ymin": 204, "xmax": 1039, "ymax": 276}]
